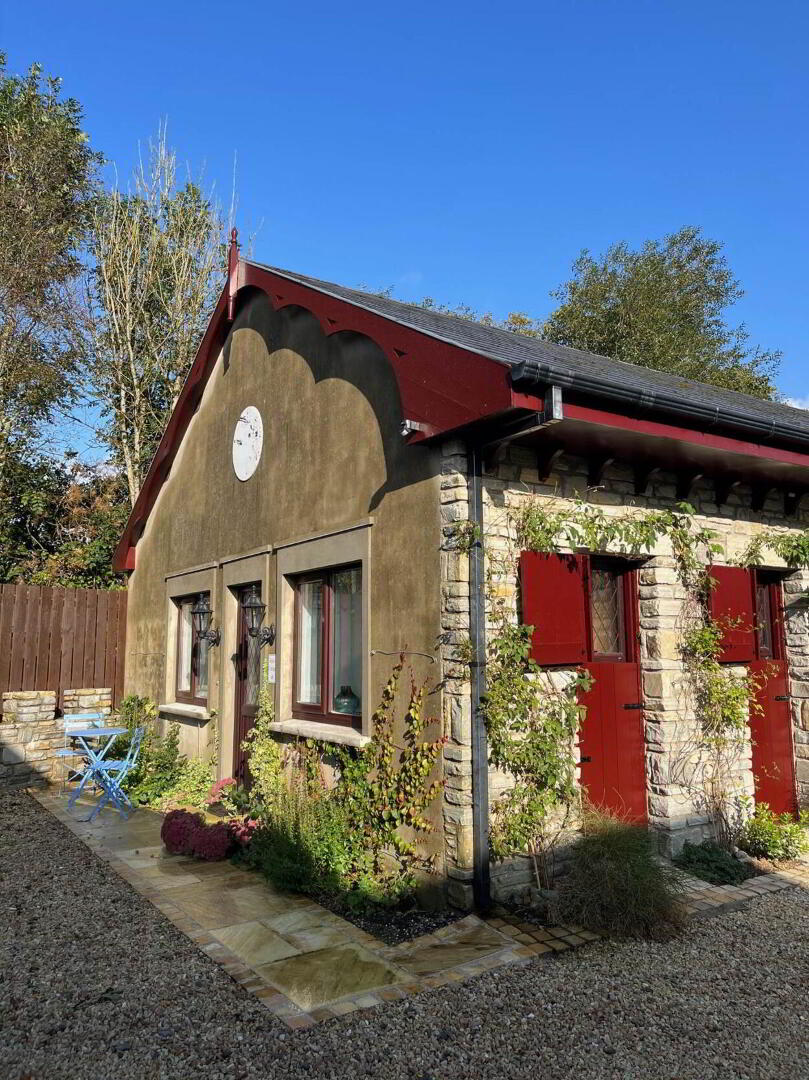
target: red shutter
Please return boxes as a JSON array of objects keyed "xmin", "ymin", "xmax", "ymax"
[
  {"xmin": 520, "ymin": 552, "xmax": 589, "ymax": 665},
  {"xmin": 709, "ymin": 566, "xmax": 755, "ymax": 663}
]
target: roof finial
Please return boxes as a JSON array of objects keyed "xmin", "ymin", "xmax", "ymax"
[{"xmin": 227, "ymin": 228, "xmax": 240, "ymax": 320}]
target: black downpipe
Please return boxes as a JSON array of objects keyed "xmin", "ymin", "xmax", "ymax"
[{"xmin": 467, "ymin": 444, "xmax": 491, "ymax": 911}]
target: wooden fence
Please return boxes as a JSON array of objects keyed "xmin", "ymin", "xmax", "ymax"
[{"xmin": 0, "ymin": 585, "xmax": 127, "ymax": 709}]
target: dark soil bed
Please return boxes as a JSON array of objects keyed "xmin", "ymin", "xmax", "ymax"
[{"xmin": 314, "ymin": 891, "xmax": 464, "ymax": 945}]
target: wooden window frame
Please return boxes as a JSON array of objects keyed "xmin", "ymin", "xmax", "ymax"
[
  {"xmin": 292, "ymin": 563, "xmax": 362, "ymax": 730},
  {"xmin": 753, "ymin": 571, "xmax": 786, "ymax": 662},
  {"xmin": 175, "ymin": 594, "xmax": 209, "ymax": 706},
  {"xmin": 585, "ymin": 557, "xmax": 638, "ymax": 664}
]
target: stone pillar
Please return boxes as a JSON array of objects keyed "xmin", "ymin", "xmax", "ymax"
[
  {"xmin": 782, "ymin": 570, "xmax": 809, "ymax": 806},
  {"xmin": 439, "ymin": 438, "xmax": 476, "ymax": 908},
  {"xmin": 0, "ymin": 691, "xmax": 59, "ymax": 790}
]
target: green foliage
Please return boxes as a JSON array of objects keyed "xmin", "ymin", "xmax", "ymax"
[
  {"xmin": 2, "ymin": 459, "xmax": 127, "ymax": 586},
  {"xmin": 735, "ymin": 530, "xmax": 809, "ymax": 572},
  {"xmin": 558, "ymin": 808, "xmax": 686, "ymax": 938},
  {"xmin": 485, "ymin": 618, "xmax": 590, "ymax": 888},
  {"xmin": 0, "ymin": 54, "xmax": 102, "ymax": 491},
  {"xmin": 240, "ymin": 686, "xmax": 283, "ymax": 807},
  {"xmin": 679, "ymin": 620, "xmax": 756, "ymax": 740},
  {"xmin": 673, "ymin": 840, "xmax": 756, "ymax": 885},
  {"xmin": 542, "ymin": 226, "xmax": 779, "ymax": 399},
  {"xmin": 327, "ymin": 657, "xmax": 447, "ymax": 878},
  {"xmin": 111, "ymin": 695, "xmax": 214, "ymax": 811},
  {"xmin": 237, "ymin": 774, "xmax": 358, "ymax": 899},
  {"xmin": 125, "ymin": 722, "xmax": 184, "ymax": 806},
  {"xmin": 240, "ymin": 659, "xmax": 446, "ymax": 911},
  {"xmin": 514, "ymin": 498, "xmax": 722, "ymax": 596},
  {"xmin": 737, "ymin": 804, "xmax": 809, "ymax": 862}
]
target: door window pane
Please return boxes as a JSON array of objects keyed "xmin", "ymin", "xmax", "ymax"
[
  {"xmin": 195, "ymin": 637, "xmax": 209, "ymax": 696},
  {"xmin": 591, "ymin": 568, "xmax": 623, "ymax": 656},
  {"xmin": 297, "ymin": 579, "xmax": 323, "ymax": 705},
  {"xmin": 177, "ymin": 601, "xmax": 192, "ymax": 692},
  {"xmin": 756, "ymin": 584, "xmax": 773, "ymax": 658},
  {"xmin": 331, "ymin": 567, "xmax": 362, "ymax": 714}
]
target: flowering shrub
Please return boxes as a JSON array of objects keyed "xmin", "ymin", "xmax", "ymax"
[
  {"xmin": 228, "ymin": 817, "xmax": 259, "ymax": 848},
  {"xmin": 161, "ymin": 809, "xmax": 204, "ymax": 855},
  {"xmin": 207, "ymin": 777, "xmax": 237, "ymax": 806},
  {"xmin": 189, "ymin": 822, "xmax": 233, "ymax": 861}
]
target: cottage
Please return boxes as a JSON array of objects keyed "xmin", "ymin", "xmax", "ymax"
[{"xmin": 114, "ymin": 233, "xmax": 809, "ymax": 908}]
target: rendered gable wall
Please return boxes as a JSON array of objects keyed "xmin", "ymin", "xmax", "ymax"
[{"xmin": 124, "ymin": 291, "xmax": 447, "ymax": 867}]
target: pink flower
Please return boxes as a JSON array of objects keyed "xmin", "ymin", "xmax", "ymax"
[{"xmin": 206, "ymin": 777, "xmax": 237, "ymax": 805}]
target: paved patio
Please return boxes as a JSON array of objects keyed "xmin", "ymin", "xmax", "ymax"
[
  {"xmin": 31, "ymin": 791, "xmax": 809, "ymax": 1030},
  {"xmin": 33, "ymin": 791, "xmax": 599, "ymax": 1027}
]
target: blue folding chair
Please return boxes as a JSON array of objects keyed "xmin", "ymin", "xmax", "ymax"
[
  {"xmin": 93, "ymin": 726, "xmax": 145, "ymax": 819},
  {"xmin": 56, "ymin": 711, "xmax": 105, "ymax": 793}
]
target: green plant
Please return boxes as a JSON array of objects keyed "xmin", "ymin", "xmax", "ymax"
[
  {"xmin": 125, "ymin": 721, "xmax": 184, "ymax": 805},
  {"xmin": 240, "ymin": 659, "xmax": 447, "ymax": 912},
  {"xmin": 738, "ymin": 804, "xmax": 809, "ymax": 861},
  {"xmin": 485, "ymin": 618, "xmax": 590, "ymax": 889},
  {"xmin": 327, "ymin": 657, "xmax": 447, "ymax": 891},
  {"xmin": 158, "ymin": 755, "xmax": 215, "ymax": 811},
  {"xmin": 673, "ymin": 840, "xmax": 756, "ymax": 884},
  {"xmin": 558, "ymin": 808, "xmax": 686, "ymax": 938},
  {"xmin": 239, "ymin": 772, "xmax": 355, "ymax": 897},
  {"xmin": 240, "ymin": 686, "xmax": 282, "ymax": 808}
]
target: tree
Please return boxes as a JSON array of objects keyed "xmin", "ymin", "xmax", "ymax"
[
  {"xmin": 0, "ymin": 455, "xmax": 126, "ymax": 587},
  {"xmin": 0, "ymin": 55, "xmax": 101, "ymax": 500},
  {"xmin": 542, "ymin": 226, "xmax": 780, "ymax": 399},
  {"xmin": 85, "ymin": 125, "xmax": 225, "ymax": 508}
]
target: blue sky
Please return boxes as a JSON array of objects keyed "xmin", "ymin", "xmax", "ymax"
[{"xmin": 4, "ymin": 0, "xmax": 808, "ymax": 460}]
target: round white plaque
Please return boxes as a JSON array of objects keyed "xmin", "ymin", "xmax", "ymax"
[{"xmin": 232, "ymin": 406, "xmax": 263, "ymax": 481}]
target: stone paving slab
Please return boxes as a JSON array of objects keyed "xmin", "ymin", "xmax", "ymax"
[{"xmin": 32, "ymin": 789, "xmax": 804, "ymax": 1029}]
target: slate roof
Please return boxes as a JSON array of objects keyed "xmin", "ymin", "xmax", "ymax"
[{"xmin": 256, "ymin": 261, "xmax": 809, "ymax": 447}]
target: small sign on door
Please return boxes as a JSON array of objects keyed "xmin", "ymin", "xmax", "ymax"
[{"xmin": 263, "ymin": 654, "xmax": 276, "ymax": 685}]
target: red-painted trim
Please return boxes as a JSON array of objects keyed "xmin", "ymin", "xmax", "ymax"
[
  {"xmin": 564, "ymin": 401, "xmax": 809, "ymax": 471},
  {"xmin": 112, "ymin": 259, "xmax": 809, "ymax": 573},
  {"xmin": 113, "ymin": 260, "xmax": 512, "ymax": 570}
]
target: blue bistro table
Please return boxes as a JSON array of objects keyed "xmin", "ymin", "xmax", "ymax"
[{"xmin": 66, "ymin": 727, "xmax": 130, "ymax": 821}]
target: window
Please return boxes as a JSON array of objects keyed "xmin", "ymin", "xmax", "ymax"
[
  {"xmin": 589, "ymin": 561, "xmax": 627, "ymax": 660},
  {"xmin": 519, "ymin": 553, "xmax": 636, "ymax": 665},
  {"xmin": 175, "ymin": 595, "xmax": 209, "ymax": 704},
  {"xmin": 293, "ymin": 564, "xmax": 362, "ymax": 727}
]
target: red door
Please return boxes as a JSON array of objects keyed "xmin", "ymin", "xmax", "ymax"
[
  {"xmin": 749, "ymin": 575, "xmax": 797, "ymax": 815},
  {"xmin": 233, "ymin": 583, "xmax": 262, "ymax": 785},
  {"xmin": 520, "ymin": 554, "xmax": 647, "ymax": 821},
  {"xmin": 579, "ymin": 560, "xmax": 646, "ymax": 821}
]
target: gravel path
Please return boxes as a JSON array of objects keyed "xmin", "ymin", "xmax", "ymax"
[{"xmin": 2, "ymin": 790, "xmax": 807, "ymax": 1080}]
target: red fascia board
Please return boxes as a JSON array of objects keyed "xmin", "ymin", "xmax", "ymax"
[
  {"xmin": 562, "ymin": 401, "xmax": 809, "ymax": 470},
  {"xmin": 112, "ymin": 286, "xmax": 230, "ymax": 571},
  {"xmin": 113, "ymin": 263, "xmax": 513, "ymax": 571},
  {"xmin": 241, "ymin": 263, "xmax": 512, "ymax": 431}
]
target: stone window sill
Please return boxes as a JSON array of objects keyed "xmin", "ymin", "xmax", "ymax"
[
  {"xmin": 269, "ymin": 718, "xmax": 370, "ymax": 749},
  {"xmin": 159, "ymin": 702, "xmax": 210, "ymax": 723}
]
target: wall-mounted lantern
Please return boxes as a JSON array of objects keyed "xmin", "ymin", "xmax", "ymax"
[
  {"xmin": 191, "ymin": 593, "xmax": 221, "ymax": 646},
  {"xmin": 241, "ymin": 584, "xmax": 275, "ymax": 647}
]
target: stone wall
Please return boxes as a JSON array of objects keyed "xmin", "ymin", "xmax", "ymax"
[
  {"xmin": 0, "ymin": 688, "xmax": 113, "ymax": 791},
  {"xmin": 438, "ymin": 439, "xmax": 476, "ymax": 909},
  {"xmin": 439, "ymin": 438, "xmax": 809, "ymax": 905}
]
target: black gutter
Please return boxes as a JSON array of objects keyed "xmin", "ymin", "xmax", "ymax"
[
  {"xmin": 509, "ymin": 358, "xmax": 806, "ymax": 448},
  {"xmin": 467, "ymin": 443, "xmax": 491, "ymax": 912}
]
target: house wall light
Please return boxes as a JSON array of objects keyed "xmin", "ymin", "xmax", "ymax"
[
  {"xmin": 191, "ymin": 592, "xmax": 221, "ymax": 646},
  {"xmin": 241, "ymin": 584, "xmax": 275, "ymax": 647}
]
